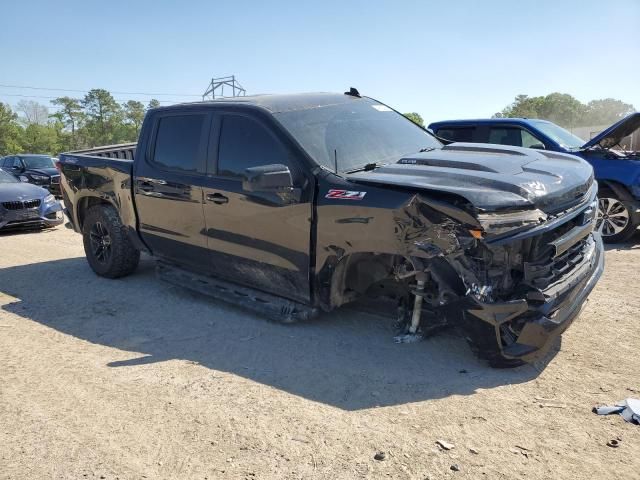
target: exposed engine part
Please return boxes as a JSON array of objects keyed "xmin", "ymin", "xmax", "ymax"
[{"xmin": 409, "ymin": 279, "xmax": 425, "ymax": 334}]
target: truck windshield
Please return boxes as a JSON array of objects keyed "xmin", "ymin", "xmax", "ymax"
[
  {"xmin": 529, "ymin": 120, "xmax": 585, "ymax": 150},
  {"xmin": 274, "ymin": 98, "xmax": 441, "ymax": 172},
  {"xmin": 0, "ymin": 169, "xmax": 18, "ymax": 183},
  {"xmin": 21, "ymin": 156, "xmax": 55, "ymax": 169}
]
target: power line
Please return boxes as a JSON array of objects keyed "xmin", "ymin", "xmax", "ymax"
[
  {"xmin": 0, "ymin": 92, "xmax": 187, "ymax": 104},
  {"xmin": 0, "ymin": 83, "xmax": 202, "ymax": 97}
]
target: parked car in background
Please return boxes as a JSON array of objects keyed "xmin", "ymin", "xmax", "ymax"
[
  {"xmin": 0, "ymin": 168, "xmax": 63, "ymax": 231},
  {"xmin": 58, "ymin": 91, "xmax": 603, "ymax": 367},
  {"xmin": 429, "ymin": 114, "xmax": 640, "ymax": 242},
  {"xmin": 0, "ymin": 154, "xmax": 62, "ymax": 197}
]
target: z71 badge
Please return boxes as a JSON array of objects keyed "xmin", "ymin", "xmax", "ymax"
[{"xmin": 325, "ymin": 189, "xmax": 367, "ymax": 200}]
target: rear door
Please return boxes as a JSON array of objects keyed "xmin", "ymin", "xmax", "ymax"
[
  {"xmin": 133, "ymin": 109, "xmax": 212, "ymax": 271},
  {"xmin": 201, "ymin": 110, "xmax": 313, "ymax": 303}
]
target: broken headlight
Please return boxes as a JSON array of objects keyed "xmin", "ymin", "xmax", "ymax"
[{"xmin": 477, "ymin": 209, "xmax": 547, "ymax": 236}]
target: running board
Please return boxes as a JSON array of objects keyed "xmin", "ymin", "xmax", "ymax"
[{"xmin": 156, "ymin": 261, "xmax": 318, "ymax": 323}]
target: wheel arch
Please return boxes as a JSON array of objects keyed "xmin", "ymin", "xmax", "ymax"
[
  {"xmin": 315, "ymin": 252, "xmax": 412, "ymax": 311},
  {"xmin": 77, "ymin": 195, "xmax": 114, "ymax": 231},
  {"xmin": 77, "ymin": 194, "xmax": 149, "ymax": 253},
  {"xmin": 598, "ymin": 179, "xmax": 634, "ymax": 202}
]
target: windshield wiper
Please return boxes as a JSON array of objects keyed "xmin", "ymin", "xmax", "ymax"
[
  {"xmin": 419, "ymin": 146, "xmax": 436, "ymax": 153},
  {"xmin": 344, "ymin": 162, "xmax": 386, "ymax": 174}
]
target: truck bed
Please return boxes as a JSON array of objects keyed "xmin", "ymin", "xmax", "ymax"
[
  {"xmin": 65, "ymin": 142, "xmax": 137, "ymax": 160},
  {"xmin": 57, "ymin": 146, "xmax": 139, "ymax": 247}
]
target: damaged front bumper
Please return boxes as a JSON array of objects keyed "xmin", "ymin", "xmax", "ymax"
[{"xmin": 462, "ymin": 232, "xmax": 604, "ymax": 363}]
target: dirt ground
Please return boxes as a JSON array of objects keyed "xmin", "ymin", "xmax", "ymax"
[{"xmin": 1, "ymin": 226, "xmax": 639, "ymax": 480}]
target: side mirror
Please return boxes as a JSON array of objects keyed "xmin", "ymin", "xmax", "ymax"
[
  {"xmin": 529, "ymin": 143, "xmax": 546, "ymax": 150},
  {"xmin": 242, "ymin": 164, "xmax": 294, "ymax": 192}
]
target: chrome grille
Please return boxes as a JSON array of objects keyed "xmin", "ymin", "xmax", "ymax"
[
  {"xmin": 2, "ymin": 199, "xmax": 41, "ymax": 210},
  {"xmin": 23, "ymin": 199, "xmax": 41, "ymax": 209}
]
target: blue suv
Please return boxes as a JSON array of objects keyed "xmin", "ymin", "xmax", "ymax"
[{"xmin": 429, "ymin": 114, "xmax": 640, "ymax": 242}]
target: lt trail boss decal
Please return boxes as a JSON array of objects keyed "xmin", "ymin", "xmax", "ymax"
[{"xmin": 325, "ymin": 189, "xmax": 367, "ymax": 200}]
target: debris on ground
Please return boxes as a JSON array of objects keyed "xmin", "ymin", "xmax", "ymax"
[
  {"xmin": 606, "ymin": 439, "xmax": 621, "ymax": 448},
  {"xmin": 393, "ymin": 333, "xmax": 424, "ymax": 344},
  {"xmin": 593, "ymin": 398, "xmax": 640, "ymax": 424},
  {"xmin": 469, "ymin": 447, "xmax": 479, "ymax": 455},
  {"xmin": 509, "ymin": 445, "xmax": 532, "ymax": 458},
  {"xmin": 373, "ymin": 451, "xmax": 387, "ymax": 461},
  {"xmin": 450, "ymin": 464, "xmax": 460, "ymax": 471},
  {"xmin": 436, "ymin": 440, "xmax": 455, "ymax": 450}
]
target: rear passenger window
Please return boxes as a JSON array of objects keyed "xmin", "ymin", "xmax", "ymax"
[
  {"xmin": 488, "ymin": 127, "xmax": 543, "ymax": 148},
  {"xmin": 153, "ymin": 114, "xmax": 206, "ymax": 172},
  {"xmin": 488, "ymin": 128, "xmax": 522, "ymax": 146},
  {"xmin": 217, "ymin": 115, "xmax": 291, "ymax": 179},
  {"xmin": 436, "ymin": 128, "xmax": 474, "ymax": 142}
]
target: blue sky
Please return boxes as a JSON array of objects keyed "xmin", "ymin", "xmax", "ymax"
[{"xmin": 1, "ymin": 0, "xmax": 638, "ymax": 124}]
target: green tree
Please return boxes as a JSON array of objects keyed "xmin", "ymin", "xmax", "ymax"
[
  {"xmin": 147, "ymin": 99, "xmax": 161, "ymax": 110},
  {"xmin": 403, "ymin": 112, "xmax": 424, "ymax": 127},
  {"xmin": 82, "ymin": 89, "xmax": 123, "ymax": 146},
  {"xmin": 0, "ymin": 103, "xmax": 24, "ymax": 155},
  {"xmin": 496, "ymin": 93, "xmax": 636, "ymax": 128},
  {"xmin": 19, "ymin": 123, "xmax": 62, "ymax": 154},
  {"xmin": 585, "ymin": 98, "xmax": 635, "ymax": 125},
  {"xmin": 51, "ymin": 96, "xmax": 84, "ymax": 148},
  {"xmin": 538, "ymin": 93, "xmax": 586, "ymax": 127},
  {"xmin": 123, "ymin": 100, "xmax": 146, "ymax": 137}
]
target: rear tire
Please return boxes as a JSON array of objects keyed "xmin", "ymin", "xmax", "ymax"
[
  {"xmin": 597, "ymin": 189, "xmax": 637, "ymax": 243},
  {"xmin": 82, "ymin": 205, "xmax": 140, "ymax": 278}
]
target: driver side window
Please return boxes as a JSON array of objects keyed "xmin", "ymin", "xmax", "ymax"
[
  {"xmin": 521, "ymin": 130, "xmax": 543, "ymax": 148},
  {"xmin": 217, "ymin": 114, "xmax": 294, "ymax": 179}
]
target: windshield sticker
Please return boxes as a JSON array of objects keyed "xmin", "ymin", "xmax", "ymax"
[
  {"xmin": 326, "ymin": 189, "xmax": 367, "ymax": 200},
  {"xmin": 372, "ymin": 105, "xmax": 392, "ymax": 112}
]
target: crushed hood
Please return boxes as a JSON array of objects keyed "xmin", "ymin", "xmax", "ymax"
[
  {"xmin": 347, "ymin": 143, "xmax": 594, "ymax": 213},
  {"xmin": 581, "ymin": 112, "xmax": 640, "ymax": 150}
]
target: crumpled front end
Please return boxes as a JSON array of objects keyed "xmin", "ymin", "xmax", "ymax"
[
  {"xmin": 458, "ymin": 208, "xmax": 603, "ymax": 363},
  {"xmin": 315, "ymin": 173, "xmax": 603, "ymax": 365},
  {"xmin": 410, "ymin": 183, "xmax": 604, "ymax": 364}
]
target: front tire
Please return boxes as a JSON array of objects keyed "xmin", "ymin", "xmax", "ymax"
[
  {"xmin": 82, "ymin": 205, "xmax": 140, "ymax": 278},
  {"xmin": 597, "ymin": 191, "xmax": 637, "ymax": 243}
]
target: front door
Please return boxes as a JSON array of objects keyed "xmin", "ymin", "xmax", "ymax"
[
  {"xmin": 133, "ymin": 110, "xmax": 212, "ymax": 271},
  {"xmin": 201, "ymin": 112, "xmax": 313, "ymax": 304}
]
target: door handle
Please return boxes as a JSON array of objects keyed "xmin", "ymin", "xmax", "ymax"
[
  {"xmin": 206, "ymin": 193, "xmax": 229, "ymax": 205},
  {"xmin": 137, "ymin": 181, "xmax": 158, "ymax": 195}
]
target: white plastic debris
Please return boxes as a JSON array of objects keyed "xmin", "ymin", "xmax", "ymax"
[{"xmin": 593, "ymin": 398, "xmax": 640, "ymax": 424}]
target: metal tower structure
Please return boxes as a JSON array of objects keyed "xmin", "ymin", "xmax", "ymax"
[{"xmin": 202, "ymin": 75, "xmax": 246, "ymax": 100}]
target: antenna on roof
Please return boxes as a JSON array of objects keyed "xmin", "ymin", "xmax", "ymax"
[{"xmin": 344, "ymin": 87, "xmax": 361, "ymax": 98}]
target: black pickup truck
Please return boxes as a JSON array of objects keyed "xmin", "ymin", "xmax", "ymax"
[{"xmin": 59, "ymin": 91, "xmax": 604, "ymax": 366}]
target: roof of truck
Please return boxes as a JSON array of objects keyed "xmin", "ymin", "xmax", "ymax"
[
  {"xmin": 164, "ymin": 92, "xmax": 366, "ymax": 114},
  {"xmin": 429, "ymin": 118, "xmax": 553, "ymax": 129}
]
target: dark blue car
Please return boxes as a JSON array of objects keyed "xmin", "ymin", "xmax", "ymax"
[{"xmin": 429, "ymin": 114, "xmax": 640, "ymax": 242}]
